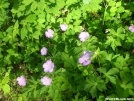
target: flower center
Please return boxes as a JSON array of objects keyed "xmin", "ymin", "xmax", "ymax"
[{"xmin": 47, "ymin": 64, "xmax": 50, "ymax": 68}]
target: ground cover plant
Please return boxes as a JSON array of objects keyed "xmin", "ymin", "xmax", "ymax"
[{"xmin": 0, "ymin": 0, "xmax": 134, "ymax": 101}]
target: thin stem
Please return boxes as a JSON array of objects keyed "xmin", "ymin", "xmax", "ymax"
[{"xmin": 103, "ymin": 1, "xmax": 109, "ymax": 25}]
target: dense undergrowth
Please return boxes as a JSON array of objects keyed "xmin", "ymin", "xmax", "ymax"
[{"xmin": 0, "ymin": 0, "xmax": 134, "ymax": 101}]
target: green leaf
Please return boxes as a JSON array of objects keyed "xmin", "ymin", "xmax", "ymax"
[
  {"xmin": 72, "ymin": 93, "xmax": 79, "ymax": 101},
  {"xmin": 97, "ymin": 94, "xmax": 105, "ymax": 101},
  {"xmin": 115, "ymin": 38, "xmax": 121, "ymax": 46},
  {"xmin": 56, "ymin": 0, "xmax": 65, "ymax": 9},
  {"xmin": 83, "ymin": 0, "xmax": 91, "ymax": 4},
  {"xmin": 104, "ymin": 53, "xmax": 113, "ymax": 61},
  {"xmin": 2, "ymin": 84, "xmax": 10, "ymax": 94},
  {"xmin": 53, "ymin": 90, "xmax": 61, "ymax": 100},
  {"xmin": 46, "ymin": 14, "xmax": 51, "ymax": 22},
  {"xmin": 13, "ymin": 20, "xmax": 19, "ymax": 39},
  {"xmin": 18, "ymin": 97, "xmax": 22, "ymax": 101},
  {"xmin": 51, "ymin": 16, "xmax": 55, "ymax": 23},
  {"xmin": 107, "ymin": 68, "xmax": 118, "ymax": 75},
  {"xmin": 18, "ymin": 5, "xmax": 26, "ymax": 11},
  {"xmin": 116, "ymin": 1, "xmax": 121, "ymax": 7},
  {"xmin": 74, "ymin": 26, "xmax": 81, "ymax": 32},
  {"xmin": 0, "ymin": 1, "xmax": 9, "ymax": 8},
  {"xmin": 90, "ymin": 85, "xmax": 97, "ymax": 98},
  {"xmin": 108, "ymin": 76, "xmax": 116, "ymax": 84},
  {"xmin": 127, "ymin": 37, "xmax": 133, "ymax": 42},
  {"xmin": 110, "ymin": 7, "xmax": 117, "ymax": 13},
  {"xmin": 21, "ymin": 27, "xmax": 28, "ymax": 40},
  {"xmin": 40, "ymin": 86, "xmax": 48, "ymax": 95},
  {"xmin": 98, "ymin": 67, "xmax": 106, "ymax": 74},
  {"xmin": 22, "ymin": 0, "xmax": 34, "ymax": 5},
  {"xmin": 117, "ymin": 27, "xmax": 122, "ymax": 34},
  {"xmin": 73, "ymin": 47, "xmax": 83, "ymax": 55},
  {"xmin": 129, "ymin": 89, "xmax": 134, "ymax": 96},
  {"xmin": 61, "ymin": 52, "xmax": 76, "ymax": 67},
  {"xmin": 112, "ymin": 54, "xmax": 120, "ymax": 60},
  {"xmin": 110, "ymin": 12, "xmax": 116, "ymax": 16},
  {"xmin": 7, "ymin": 49, "xmax": 14, "ymax": 55},
  {"xmin": 29, "ymin": 77, "xmax": 37, "ymax": 84},
  {"xmin": 98, "ymin": 68, "xmax": 117, "ymax": 84},
  {"xmin": 88, "ymin": 0, "xmax": 102, "ymax": 12},
  {"xmin": 121, "ymin": 10, "xmax": 131, "ymax": 18},
  {"xmin": 2, "ymin": 76, "xmax": 9, "ymax": 84},
  {"xmin": 116, "ymin": 80, "xmax": 130, "ymax": 98},
  {"xmin": 32, "ymin": 31, "xmax": 40, "ymax": 39},
  {"xmin": 81, "ymin": 0, "xmax": 102, "ymax": 12},
  {"xmin": 111, "ymin": 39, "xmax": 116, "ymax": 51},
  {"xmin": 119, "ymin": 33, "xmax": 125, "ymax": 40},
  {"xmin": 122, "ymin": 82, "xmax": 133, "ymax": 90},
  {"xmin": 117, "ymin": 6, "xmax": 124, "ymax": 13},
  {"xmin": 37, "ymin": 18, "xmax": 45, "ymax": 24},
  {"xmin": 57, "ymin": 18, "xmax": 63, "ymax": 23},
  {"xmin": 72, "ymin": 9, "xmax": 81, "ymax": 19},
  {"xmin": 31, "ymin": 1, "xmax": 37, "ymax": 12},
  {"xmin": 66, "ymin": 0, "xmax": 78, "ymax": 6},
  {"xmin": 73, "ymin": 20, "xmax": 82, "ymax": 25},
  {"xmin": 49, "ymin": 0, "xmax": 55, "ymax": 3},
  {"xmin": 27, "ymin": 24, "xmax": 33, "ymax": 33},
  {"xmin": 26, "ymin": 14, "xmax": 37, "ymax": 23},
  {"xmin": 61, "ymin": 83, "xmax": 69, "ymax": 91},
  {"xmin": 85, "ymin": 75, "xmax": 106, "ymax": 98},
  {"xmin": 33, "ymin": 90, "xmax": 37, "ymax": 98},
  {"xmin": 109, "ymin": 0, "xmax": 116, "ymax": 6}
]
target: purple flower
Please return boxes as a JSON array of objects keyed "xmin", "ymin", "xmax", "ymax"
[
  {"xmin": 45, "ymin": 29, "xmax": 54, "ymax": 38},
  {"xmin": 41, "ymin": 76, "xmax": 52, "ymax": 86},
  {"xmin": 78, "ymin": 31, "xmax": 90, "ymax": 42},
  {"xmin": 78, "ymin": 51, "xmax": 92, "ymax": 66},
  {"xmin": 41, "ymin": 47, "xmax": 47, "ymax": 56},
  {"xmin": 60, "ymin": 24, "xmax": 68, "ymax": 31},
  {"xmin": 129, "ymin": 25, "xmax": 134, "ymax": 32},
  {"xmin": 43, "ymin": 59, "xmax": 54, "ymax": 72},
  {"xmin": 17, "ymin": 76, "xmax": 26, "ymax": 86}
]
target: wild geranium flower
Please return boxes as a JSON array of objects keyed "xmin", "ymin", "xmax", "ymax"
[
  {"xmin": 41, "ymin": 76, "xmax": 52, "ymax": 86},
  {"xmin": 41, "ymin": 47, "xmax": 47, "ymax": 56},
  {"xmin": 129, "ymin": 25, "xmax": 134, "ymax": 32},
  {"xmin": 79, "ymin": 51, "xmax": 92, "ymax": 66},
  {"xmin": 45, "ymin": 29, "xmax": 54, "ymax": 38},
  {"xmin": 78, "ymin": 31, "xmax": 89, "ymax": 42},
  {"xmin": 43, "ymin": 59, "xmax": 54, "ymax": 72},
  {"xmin": 60, "ymin": 24, "xmax": 68, "ymax": 31},
  {"xmin": 17, "ymin": 76, "xmax": 26, "ymax": 86}
]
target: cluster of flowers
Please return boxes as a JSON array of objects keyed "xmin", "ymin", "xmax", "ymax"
[
  {"xmin": 17, "ymin": 49, "xmax": 54, "ymax": 86},
  {"xmin": 16, "ymin": 24, "xmax": 92, "ymax": 86},
  {"xmin": 16, "ymin": 24, "xmax": 68, "ymax": 86},
  {"xmin": 17, "ymin": 46, "xmax": 54, "ymax": 86},
  {"xmin": 16, "ymin": 22, "xmax": 134, "ymax": 87},
  {"xmin": 41, "ymin": 59, "xmax": 54, "ymax": 86},
  {"xmin": 45, "ymin": 24, "xmax": 90, "ymax": 42}
]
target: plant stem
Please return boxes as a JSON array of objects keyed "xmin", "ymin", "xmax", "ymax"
[{"xmin": 103, "ymin": 1, "xmax": 108, "ymax": 25}]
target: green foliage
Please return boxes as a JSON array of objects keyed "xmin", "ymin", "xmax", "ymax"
[
  {"xmin": 0, "ymin": 0, "xmax": 10, "ymax": 30},
  {"xmin": 0, "ymin": 0, "xmax": 134, "ymax": 100},
  {"xmin": 82, "ymin": 0, "xmax": 102, "ymax": 12},
  {"xmin": 105, "ymin": 27, "xmax": 125, "ymax": 51},
  {"xmin": 85, "ymin": 75, "xmax": 106, "ymax": 98},
  {"xmin": 98, "ymin": 67, "xmax": 118, "ymax": 84},
  {"xmin": 0, "ymin": 68, "xmax": 11, "ymax": 94}
]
